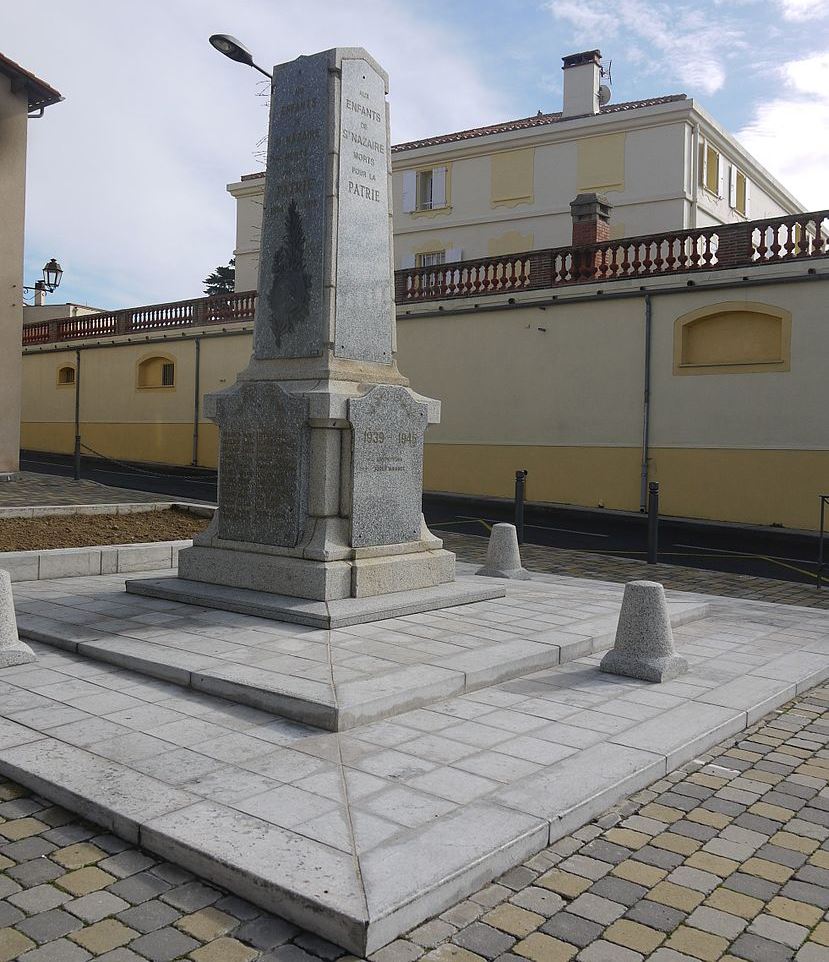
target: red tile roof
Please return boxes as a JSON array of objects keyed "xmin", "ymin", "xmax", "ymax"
[
  {"xmin": 0, "ymin": 51, "xmax": 62, "ymax": 111},
  {"xmin": 391, "ymin": 95, "xmax": 687, "ymax": 152},
  {"xmin": 237, "ymin": 94, "xmax": 688, "ymax": 180}
]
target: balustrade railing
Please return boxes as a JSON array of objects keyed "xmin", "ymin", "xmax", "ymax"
[
  {"xmin": 22, "ymin": 211, "xmax": 829, "ymax": 345},
  {"xmin": 22, "ymin": 290, "xmax": 257, "ymax": 346},
  {"xmin": 396, "ymin": 209, "xmax": 829, "ymax": 302}
]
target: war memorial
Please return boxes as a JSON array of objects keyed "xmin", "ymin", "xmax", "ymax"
[{"xmin": 1, "ymin": 46, "xmax": 829, "ymax": 957}]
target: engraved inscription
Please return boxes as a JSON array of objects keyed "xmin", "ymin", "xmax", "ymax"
[
  {"xmin": 348, "ymin": 386, "xmax": 428, "ymax": 547},
  {"xmin": 213, "ymin": 382, "xmax": 309, "ymax": 547},
  {"xmin": 335, "ymin": 58, "xmax": 394, "ymax": 363}
]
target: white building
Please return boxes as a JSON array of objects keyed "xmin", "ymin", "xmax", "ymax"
[{"xmin": 229, "ymin": 49, "xmax": 804, "ymax": 291}]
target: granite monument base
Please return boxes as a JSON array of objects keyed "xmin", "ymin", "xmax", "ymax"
[
  {"xmin": 174, "ymin": 541, "xmax": 456, "ymax": 601},
  {"xmin": 126, "ymin": 574, "xmax": 505, "ymax": 629}
]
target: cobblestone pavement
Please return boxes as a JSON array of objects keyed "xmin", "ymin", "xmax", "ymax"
[
  {"xmin": 0, "ymin": 473, "xmax": 173, "ymax": 509},
  {"xmin": 440, "ymin": 532, "xmax": 829, "ymax": 611},
  {"xmin": 1, "ymin": 685, "xmax": 828, "ymax": 961}
]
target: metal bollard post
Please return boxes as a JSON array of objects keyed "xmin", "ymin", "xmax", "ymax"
[
  {"xmin": 647, "ymin": 481, "xmax": 659, "ymax": 564},
  {"xmin": 73, "ymin": 349, "xmax": 82, "ymax": 481},
  {"xmin": 514, "ymin": 470, "xmax": 528, "ymax": 545}
]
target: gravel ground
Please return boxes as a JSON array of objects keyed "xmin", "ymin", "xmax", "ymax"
[{"xmin": 0, "ymin": 509, "xmax": 208, "ymax": 552}]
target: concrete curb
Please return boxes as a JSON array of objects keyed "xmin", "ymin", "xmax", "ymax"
[
  {"xmin": 0, "ymin": 500, "xmax": 215, "ymax": 520},
  {"xmin": 0, "ymin": 501, "xmax": 215, "ymax": 582},
  {"xmin": 0, "ymin": 540, "xmax": 195, "ymax": 582}
]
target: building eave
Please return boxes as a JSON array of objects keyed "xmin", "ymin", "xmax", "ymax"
[
  {"xmin": 688, "ymin": 100, "xmax": 806, "ymax": 214},
  {"xmin": 0, "ymin": 51, "xmax": 63, "ymax": 111}
]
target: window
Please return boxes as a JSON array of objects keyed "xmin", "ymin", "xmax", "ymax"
[
  {"xmin": 416, "ymin": 251, "xmax": 446, "ymax": 268},
  {"xmin": 402, "ymin": 167, "xmax": 448, "ymax": 212},
  {"xmin": 137, "ymin": 355, "xmax": 176, "ymax": 389},
  {"xmin": 57, "ymin": 365, "xmax": 75, "ymax": 386},
  {"xmin": 700, "ymin": 141, "xmax": 722, "ymax": 195},
  {"xmin": 729, "ymin": 165, "xmax": 751, "ymax": 217}
]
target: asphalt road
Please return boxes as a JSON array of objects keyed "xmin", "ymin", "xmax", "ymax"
[{"xmin": 20, "ymin": 451, "xmax": 824, "ymax": 587}]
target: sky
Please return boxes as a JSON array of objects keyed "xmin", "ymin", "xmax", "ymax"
[{"xmin": 2, "ymin": 0, "xmax": 828, "ymax": 310}]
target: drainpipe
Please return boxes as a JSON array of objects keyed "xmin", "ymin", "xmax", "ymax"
[
  {"xmin": 691, "ymin": 121, "xmax": 701, "ymax": 228},
  {"xmin": 73, "ymin": 349, "xmax": 81, "ymax": 480},
  {"xmin": 191, "ymin": 336, "xmax": 201, "ymax": 466},
  {"xmin": 639, "ymin": 293, "xmax": 652, "ymax": 512}
]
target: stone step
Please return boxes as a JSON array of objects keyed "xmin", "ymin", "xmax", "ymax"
[
  {"xmin": 16, "ymin": 580, "xmax": 710, "ymax": 731},
  {"xmin": 0, "ymin": 613, "xmax": 827, "ymax": 955}
]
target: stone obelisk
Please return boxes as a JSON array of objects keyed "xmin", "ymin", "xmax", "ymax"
[{"xmin": 128, "ymin": 48, "xmax": 503, "ymax": 626}]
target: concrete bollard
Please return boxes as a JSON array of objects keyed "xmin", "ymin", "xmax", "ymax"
[
  {"xmin": 0, "ymin": 570, "xmax": 36, "ymax": 668},
  {"xmin": 476, "ymin": 523, "xmax": 531, "ymax": 580},
  {"xmin": 600, "ymin": 580, "xmax": 687, "ymax": 683}
]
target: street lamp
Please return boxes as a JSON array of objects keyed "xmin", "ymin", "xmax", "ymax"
[
  {"xmin": 41, "ymin": 258, "xmax": 63, "ymax": 292},
  {"xmin": 23, "ymin": 257, "xmax": 64, "ymax": 302},
  {"xmin": 208, "ymin": 35, "xmax": 272, "ymax": 79}
]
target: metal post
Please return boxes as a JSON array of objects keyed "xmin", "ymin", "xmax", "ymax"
[
  {"xmin": 73, "ymin": 349, "xmax": 81, "ymax": 481},
  {"xmin": 639, "ymin": 293, "xmax": 652, "ymax": 511},
  {"xmin": 647, "ymin": 481, "xmax": 659, "ymax": 564},
  {"xmin": 514, "ymin": 470, "xmax": 528, "ymax": 544},
  {"xmin": 819, "ymin": 495, "xmax": 827, "ymax": 590},
  {"xmin": 191, "ymin": 336, "xmax": 201, "ymax": 466}
]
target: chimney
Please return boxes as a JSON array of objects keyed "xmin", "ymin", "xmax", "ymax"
[
  {"xmin": 33, "ymin": 282, "xmax": 47, "ymax": 307},
  {"xmin": 570, "ymin": 192, "xmax": 612, "ymax": 246},
  {"xmin": 562, "ymin": 49, "xmax": 602, "ymax": 118}
]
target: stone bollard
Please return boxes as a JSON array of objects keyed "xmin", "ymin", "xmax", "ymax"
[
  {"xmin": 0, "ymin": 570, "xmax": 36, "ymax": 668},
  {"xmin": 600, "ymin": 580, "xmax": 686, "ymax": 683},
  {"xmin": 476, "ymin": 523, "xmax": 531, "ymax": 580}
]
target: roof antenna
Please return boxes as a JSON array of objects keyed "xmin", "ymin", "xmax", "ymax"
[{"xmin": 598, "ymin": 58, "xmax": 613, "ymax": 107}]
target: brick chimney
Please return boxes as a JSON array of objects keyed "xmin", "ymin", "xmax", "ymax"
[
  {"xmin": 562, "ymin": 49, "xmax": 602, "ymax": 118},
  {"xmin": 570, "ymin": 192, "xmax": 612, "ymax": 246}
]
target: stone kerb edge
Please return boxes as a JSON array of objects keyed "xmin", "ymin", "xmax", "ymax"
[
  {"xmin": 1, "ymin": 539, "xmax": 194, "ymax": 582},
  {"xmin": 0, "ymin": 500, "xmax": 215, "ymax": 520}
]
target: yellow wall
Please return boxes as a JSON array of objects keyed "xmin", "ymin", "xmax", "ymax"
[
  {"xmin": 20, "ymin": 268, "xmax": 829, "ymax": 530},
  {"xmin": 490, "ymin": 149, "xmax": 534, "ymax": 208},
  {"xmin": 21, "ymin": 330, "xmax": 251, "ymax": 469},
  {"xmin": 0, "ymin": 75, "xmax": 28, "ymax": 474},
  {"xmin": 577, "ymin": 133, "xmax": 625, "ymax": 192}
]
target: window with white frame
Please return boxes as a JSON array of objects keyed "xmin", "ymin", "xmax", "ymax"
[
  {"xmin": 729, "ymin": 165, "xmax": 751, "ymax": 217},
  {"xmin": 416, "ymin": 250, "xmax": 446, "ymax": 268},
  {"xmin": 401, "ymin": 248, "xmax": 462, "ymax": 270},
  {"xmin": 402, "ymin": 167, "xmax": 448, "ymax": 212},
  {"xmin": 699, "ymin": 140, "xmax": 724, "ymax": 197}
]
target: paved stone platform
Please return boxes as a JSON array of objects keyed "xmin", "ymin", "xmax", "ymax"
[
  {"xmin": 0, "ymin": 472, "xmax": 182, "ymax": 508},
  {"xmin": 1, "ymin": 681, "xmax": 828, "ymax": 961},
  {"xmin": 441, "ymin": 531, "xmax": 829, "ymax": 611},
  {"xmin": 15, "ymin": 568, "xmax": 706, "ymax": 730},
  {"xmin": 125, "ymin": 574, "xmax": 507, "ymax": 631},
  {"xmin": 0, "ymin": 568, "xmax": 828, "ymax": 952}
]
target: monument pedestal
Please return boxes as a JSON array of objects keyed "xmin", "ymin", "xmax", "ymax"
[{"xmin": 128, "ymin": 47, "xmax": 505, "ymax": 621}]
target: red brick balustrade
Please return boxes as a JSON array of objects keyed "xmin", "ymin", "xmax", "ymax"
[
  {"xmin": 396, "ymin": 209, "xmax": 829, "ymax": 302},
  {"xmin": 21, "ymin": 211, "xmax": 829, "ymax": 346},
  {"xmin": 22, "ymin": 290, "xmax": 257, "ymax": 346}
]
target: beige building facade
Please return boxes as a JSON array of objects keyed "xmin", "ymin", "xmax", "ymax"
[
  {"xmin": 0, "ymin": 52, "xmax": 62, "ymax": 478},
  {"xmin": 229, "ymin": 50, "xmax": 803, "ymax": 292},
  {"xmin": 20, "ymin": 237, "xmax": 829, "ymax": 530}
]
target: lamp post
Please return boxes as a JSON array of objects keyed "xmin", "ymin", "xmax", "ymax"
[
  {"xmin": 24, "ymin": 258, "xmax": 63, "ymax": 305},
  {"xmin": 208, "ymin": 35, "xmax": 272, "ymax": 79}
]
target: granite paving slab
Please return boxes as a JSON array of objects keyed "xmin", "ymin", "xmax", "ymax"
[
  {"xmin": 0, "ymin": 571, "xmax": 827, "ymax": 952},
  {"xmin": 2, "ymin": 684, "xmax": 829, "ymax": 962},
  {"xmin": 13, "ymin": 567, "xmax": 708, "ymax": 730}
]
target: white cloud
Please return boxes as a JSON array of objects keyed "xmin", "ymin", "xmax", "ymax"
[
  {"xmin": 1, "ymin": 0, "xmax": 509, "ymax": 308},
  {"xmin": 547, "ymin": 0, "xmax": 745, "ymax": 94},
  {"xmin": 737, "ymin": 51, "xmax": 829, "ymax": 209},
  {"xmin": 779, "ymin": 0, "xmax": 829, "ymax": 21}
]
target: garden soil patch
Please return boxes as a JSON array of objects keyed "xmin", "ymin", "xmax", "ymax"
[{"xmin": 0, "ymin": 508, "xmax": 210, "ymax": 552}]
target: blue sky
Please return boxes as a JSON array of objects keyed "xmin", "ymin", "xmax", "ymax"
[{"xmin": 2, "ymin": 0, "xmax": 827, "ymax": 310}]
